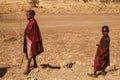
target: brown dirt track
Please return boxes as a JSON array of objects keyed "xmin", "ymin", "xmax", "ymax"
[{"xmin": 0, "ymin": 12, "xmax": 120, "ymax": 80}]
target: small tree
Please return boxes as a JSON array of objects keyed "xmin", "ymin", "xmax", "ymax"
[{"xmin": 27, "ymin": 0, "xmax": 39, "ymax": 7}]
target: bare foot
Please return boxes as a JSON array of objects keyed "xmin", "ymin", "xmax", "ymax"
[
  {"xmin": 101, "ymin": 71, "xmax": 106, "ymax": 76},
  {"xmin": 88, "ymin": 73, "xmax": 98, "ymax": 78},
  {"xmin": 24, "ymin": 69, "xmax": 30, "ymax": 75}
]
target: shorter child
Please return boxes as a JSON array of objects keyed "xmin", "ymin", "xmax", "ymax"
[{"xmin": 89, "ymin": 25, "xmax": 110, "ymax": 78}]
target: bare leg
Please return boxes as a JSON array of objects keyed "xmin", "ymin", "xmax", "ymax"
[
  {"xmin": 94, "ymin": 71, "xmax": 97, "ymax": 78},
  {"xmin": 101, "ymin": 69, "xmax": 106, "ymax": 76},
  {"xmin": 88, "ymin": 71, "xmax": 97, "ymax": 78},
  {"xmin": 24, "ymin": 59, "xmax": 31, "ymax": 75},
  {"xmin": 33, "ymin": 56, "xmax": 37, "ymax": 68}
]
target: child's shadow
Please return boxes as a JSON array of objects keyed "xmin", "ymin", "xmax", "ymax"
[
  {"xmin": 40, "ymin": 64, "xmax": 60, "ymax": 70},
  {"xmin": 0, "ymin": 67, "xmax": 10, "ymax": 77}
]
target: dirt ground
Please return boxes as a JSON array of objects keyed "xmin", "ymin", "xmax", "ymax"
[{"xmin": 0, "ymin": 12, "xmax": 120, "ymax": 80}]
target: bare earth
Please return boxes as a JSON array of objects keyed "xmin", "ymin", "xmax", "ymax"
[{"xmin": 0, "ymin": 13, "xmax": 120, "ymax": 80}]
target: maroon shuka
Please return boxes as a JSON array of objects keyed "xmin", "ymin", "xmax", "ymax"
[
  {"xmin": 94, "ymin": 36, "xmax": 110, "ymax": 72},
  {"xmin": 23, "ymin": 19, "xmax": 44, "ymax": 58}
]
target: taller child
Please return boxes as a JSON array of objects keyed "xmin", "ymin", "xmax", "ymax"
[{"xmin": 23, "ymin": 10, "xmax": 44, "ymax": 75}]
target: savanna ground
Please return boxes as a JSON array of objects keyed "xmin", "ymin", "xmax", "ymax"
[
  {"xmin": 0, "ymin": 12, "xmax": 120, "ymax": 80},
  {"xmin": 0, "ymin": 1, "xmax": 120, "ymax": 80}
]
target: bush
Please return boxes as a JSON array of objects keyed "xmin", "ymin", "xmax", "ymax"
[{"xmin": 27, "ymin": 0, "xmax": 39, "ymax": 7}]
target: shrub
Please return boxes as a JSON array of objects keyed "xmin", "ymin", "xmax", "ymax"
[{"xmin": 27, "ymin": 0, "xmax": 39, "ymax": 7}]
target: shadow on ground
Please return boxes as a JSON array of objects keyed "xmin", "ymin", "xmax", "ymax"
[
  {"xmin": 40, "ymin": 64, "xmax": 60, "ymax": 69},
  {"xmin": 0, "ymin": 67, "xmax": 10, "ymax": 77}
]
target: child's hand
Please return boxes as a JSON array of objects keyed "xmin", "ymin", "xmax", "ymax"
[{"xmin": 96, "ymin": 44, "xmax": 99, "ymax": 46}]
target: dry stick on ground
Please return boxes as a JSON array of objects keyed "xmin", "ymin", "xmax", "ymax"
[
  {"xmin": 9, "ymin": 26, "xmax": 24, "ymax": 69},
  {"xmin": 19, "ymin": 54, "xmax": 24, "ymax": 69},
  {"xmin": 11, "ymin": 15, "xmax": 24, "ymax": 69},
  {"xmin": 18, "ymin": 17, "xmax": 25, "ymax": 69}
]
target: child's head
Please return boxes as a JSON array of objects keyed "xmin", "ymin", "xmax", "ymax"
[
  {"xmin": 102, "ymin": 25, "xmax": 109, "ymax": 36},
  {"xmin": 26, "ymin": 10, "xmax": 35, "ymax": 20}
]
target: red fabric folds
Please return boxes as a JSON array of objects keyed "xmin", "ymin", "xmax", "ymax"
[
  {"xmin": 94, "ymin": 36, "xmax": 110, "ymax": 72},
  {"xmin": 23, "ymin": 19, "xmax": 44, "ymax": 58}
]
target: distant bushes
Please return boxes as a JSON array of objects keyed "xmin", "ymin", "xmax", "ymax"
[
  {"xmin": 100, "ymin": 0, "xmax": 120, "ymax": 3},
  {"xmin": 26, "ymin": 0, "xmax": 120, "ymax": 6},
  {"xmin": 64, "ymin": 0, "xmax": 120, "ymax": 3},
  {"xmin": 82, "ymin": 0, "xmax": 120, "ymax": 3},
  {"xmin": 27, "ymin": 0, "xmax": 39, "ymax": 7}
]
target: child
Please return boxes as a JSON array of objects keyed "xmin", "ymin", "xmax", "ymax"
[
  {"xmin": 89, "ymin": 25, "xmax": 110, "ymax": 77},
  {"xmin": 23, "ymin": 10, "xmax": 44, "ymax": 75}
]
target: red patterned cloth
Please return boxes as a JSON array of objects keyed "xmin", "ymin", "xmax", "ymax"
[
  {"xmin": 94, "ymin": 36, "xmax": 110, "ymax": 72},
  {"xmin": 23, "ymin": 19, "xmax": 44, "ymax": 59}
]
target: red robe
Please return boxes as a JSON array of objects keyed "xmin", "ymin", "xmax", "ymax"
[
  {"xmin": 94, "ymin": 36, "xmax": 110, "ymax": 72},
  {"xmin": 23, "ymin": 19, "xmax": 44, "ymax": 59}
]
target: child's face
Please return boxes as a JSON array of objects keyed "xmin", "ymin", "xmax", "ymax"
[
  {"xmin": 26, "ymin": 12, "xmax": 32, "ymax": 20},
  {"xmin": 102, "ymin": 28, "xmax": 108, "ymax": 36}
]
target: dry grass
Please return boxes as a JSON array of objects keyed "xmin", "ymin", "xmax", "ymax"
[{"xmin": 0, "ymin": 1, "xmax": 120, "ymax": 14}]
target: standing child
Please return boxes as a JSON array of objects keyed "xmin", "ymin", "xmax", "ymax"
[
  {"xmin": 89, "ymin": 25, "xmax": 110, "ymax": 77},
  {"xmin": 23, "ymin": 10, "xmax": 44, "ymax": 75}
]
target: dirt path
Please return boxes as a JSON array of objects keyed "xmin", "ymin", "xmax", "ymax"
[{"xmin": 0, "ymin": 13, "xmax": 120, "ymax": 80}]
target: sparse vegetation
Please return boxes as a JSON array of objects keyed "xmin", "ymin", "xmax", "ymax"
[
  {"xmin": 27, "ymin": 0, "xmax": 39, "ymax": 7},
  {"xmin": 100, "ymin": 0, "xmax": 120, "ymax": 3}
]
